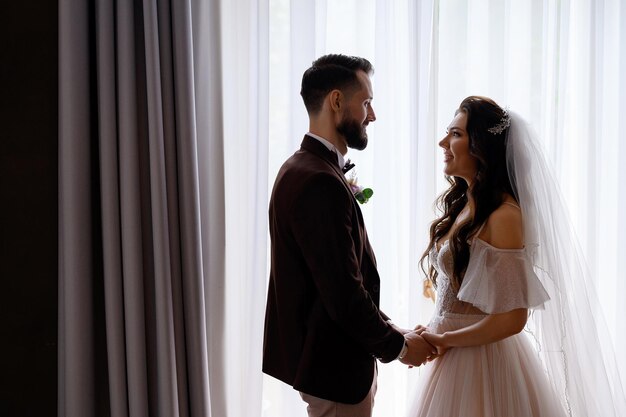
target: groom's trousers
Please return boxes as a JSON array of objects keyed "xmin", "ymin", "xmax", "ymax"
[{"xmin": 299, "ymin": 368, "xmax": 377, "ymax": 417}]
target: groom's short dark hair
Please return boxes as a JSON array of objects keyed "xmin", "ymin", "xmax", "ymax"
[{"xmin": 300, "ymin": 54, "xmax": 373, "ymax": 115}]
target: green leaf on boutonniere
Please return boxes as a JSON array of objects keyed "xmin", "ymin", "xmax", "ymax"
[{"xmin": 355, "ymin": 188, "xmax": 373, "ymax": 204}]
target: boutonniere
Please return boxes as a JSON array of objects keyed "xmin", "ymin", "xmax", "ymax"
[{"xmin": 346, "ymin": 171, "xmax": 373, "ymax": 204}]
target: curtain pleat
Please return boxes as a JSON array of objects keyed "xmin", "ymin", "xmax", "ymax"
[
  {"xmin": 59, "ymin": 0, "xmax": 97, "ymax": 415},
  {"xmin": 95, "ymin": 0, "xmax": 132, "ymax": 416},
  {"xmin": 169, "ymin": 1, "xmax": 213, "ymax": 415},
  {"xmin": 59, "ymin": 0, "xmax": 220, "ymax": 415}
]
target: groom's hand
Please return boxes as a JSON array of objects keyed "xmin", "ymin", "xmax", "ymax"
[
  {"xmin": 389, "ymin": 321, "xmax": 411, "ymax": 335},
  {"xmin": 399, "ymin": 332, "xmax": 437, "ymax": 367}
]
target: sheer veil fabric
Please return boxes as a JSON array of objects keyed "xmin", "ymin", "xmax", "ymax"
[{"xmin": 506, "ymin": 111, "xmax": 626, "ymax": 416}]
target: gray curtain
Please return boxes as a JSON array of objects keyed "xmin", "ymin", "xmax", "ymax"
[{"xmin": 58, "ymin": 0, "xmax": 225, "ymax": 416}]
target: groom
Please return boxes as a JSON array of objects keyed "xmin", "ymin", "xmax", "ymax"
[{"xmin": 262, "ymin": 54, "xmax": 435, "ymax": 416}]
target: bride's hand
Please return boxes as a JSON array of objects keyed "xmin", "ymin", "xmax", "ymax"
[
  {"xmin": 421, "ymin": 332, "xmax": 450, "ymax": 356},
  {"xmin": 413, "ymin": 324, "xmax": 430, "ymax": 335}
]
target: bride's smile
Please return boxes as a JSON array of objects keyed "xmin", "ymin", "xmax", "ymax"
[{"xmin": 438, "ymin": 111, "xmax": 478, "ymax": 183}]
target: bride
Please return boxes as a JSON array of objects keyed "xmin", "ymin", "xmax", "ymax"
[{"xmin": 408, "ymin": 96, "xmax": 626, "ymax": 416}]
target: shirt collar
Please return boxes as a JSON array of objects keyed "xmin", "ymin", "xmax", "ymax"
[{"xmin": 306, "ymin": 132, "xmax": 346, "ymax": 169}]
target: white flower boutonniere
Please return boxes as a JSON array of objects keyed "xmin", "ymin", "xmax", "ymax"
[{"xmin": 346, "ymin": 172, "xmax": 373, "ymax": 204}]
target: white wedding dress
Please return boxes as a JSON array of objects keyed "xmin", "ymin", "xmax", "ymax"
[
  {"xmin": 408, "ymin": 110, "xmax": 626, "ymax": 416},
  {"xmin": 407, "ymin": 235, "xmax": 568, "ymax": 417}
]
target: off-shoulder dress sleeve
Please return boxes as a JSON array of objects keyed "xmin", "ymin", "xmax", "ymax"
[{"xmin": 457, "ymin": 239, "xmax": 550, "ymax": 314}]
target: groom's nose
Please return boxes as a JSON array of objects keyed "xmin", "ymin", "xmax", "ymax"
[{"xmin": 367, "ymin": 108, "xmax": 376, "ymax": 122}]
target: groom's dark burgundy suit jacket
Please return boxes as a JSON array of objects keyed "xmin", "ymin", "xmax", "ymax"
[{"xmin": 263, "ymin": 135, "xmax": 404, "ymax": 404}]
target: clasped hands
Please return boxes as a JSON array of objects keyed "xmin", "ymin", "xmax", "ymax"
[{"xmin": 394, "ymin": 324, "xmax": 450, "ymax": 367}]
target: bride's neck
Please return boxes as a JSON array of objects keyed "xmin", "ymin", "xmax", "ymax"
[{"xmin": 465, "ymin": 193, "xmax": 475, "ymax": 212}]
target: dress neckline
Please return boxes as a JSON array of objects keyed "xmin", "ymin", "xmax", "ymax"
[
  {"xmin": 473, "ymin": 237, "xmax": 525, "ymax": 252},
  {"xmin": 435, "ymin": 236, "xmax": 524, "ymax": 254}
]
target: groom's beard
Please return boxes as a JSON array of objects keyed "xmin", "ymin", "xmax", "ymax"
[{"xmin": 337, "ymin": 112, "xmax": 368, "ymax": 150}]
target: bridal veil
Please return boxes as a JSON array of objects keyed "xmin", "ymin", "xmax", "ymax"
[{"xmin": 506, "ymin": 111, "xmax": 626, "ymax": 416}]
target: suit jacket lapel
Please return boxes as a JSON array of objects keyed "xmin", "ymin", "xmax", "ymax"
[
  {"xmin": 300, "ymin": 135, "xmax": 354, "ymax": 194},
  {"xmin": 300, "ymin": 135, "xmax": 376, "ymax": 266}
]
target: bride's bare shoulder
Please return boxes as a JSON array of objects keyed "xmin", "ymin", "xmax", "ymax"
[{"xmin": 478, "ymin": 200, "xmax": 523, "ymax": 249}]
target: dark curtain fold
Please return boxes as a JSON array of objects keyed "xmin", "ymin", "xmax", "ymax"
[{"xmin": 59, "ymin": 0, "xmax": 224, "ymax": 416}]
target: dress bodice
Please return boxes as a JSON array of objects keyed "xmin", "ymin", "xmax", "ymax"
[{"xmin": 429, "ymin": 241, "xmax": 487, "ymax": 317}]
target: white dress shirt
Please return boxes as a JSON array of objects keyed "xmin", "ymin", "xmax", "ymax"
[{"xmin": 306, "ymin": 132, "xmax": 346, "ymax": 169}]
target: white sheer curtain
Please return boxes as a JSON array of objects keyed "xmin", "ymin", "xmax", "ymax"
[
  {"xmin": 231, "ymin": 0, "xmax": 626, "ymax": 416},
  {"xmin": 213, "ymin": 1, "xmax": 269, "ymax": 417}
]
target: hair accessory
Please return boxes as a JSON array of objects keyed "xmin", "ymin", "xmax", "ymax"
[{"xmin": 487, "ymin": 110, "xmax": 511, "ymax": 135}]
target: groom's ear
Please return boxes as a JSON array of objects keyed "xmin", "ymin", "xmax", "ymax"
[{"xmin": 328, "ymin": 89, "xmax": 343, "ymax": 112}]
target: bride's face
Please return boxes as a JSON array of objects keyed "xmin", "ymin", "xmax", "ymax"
[{"xmin": 439, "ymin": 111, "xmax": 478, "ymax": 184}]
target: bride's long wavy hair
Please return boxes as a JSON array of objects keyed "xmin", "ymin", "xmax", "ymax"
[{"xmin": 420, "ymin": 96, "xmax": 516, "ymax": 288}]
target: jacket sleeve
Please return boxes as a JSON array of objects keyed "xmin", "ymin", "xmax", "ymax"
[{"xmin": 290, "ymin": 174, "xmax": 404, "ymax": 362}]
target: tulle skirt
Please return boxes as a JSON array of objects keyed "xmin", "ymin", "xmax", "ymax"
[{"xmin": 407, "ymin": 313, "xmax": 568, "ymax": 417}]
